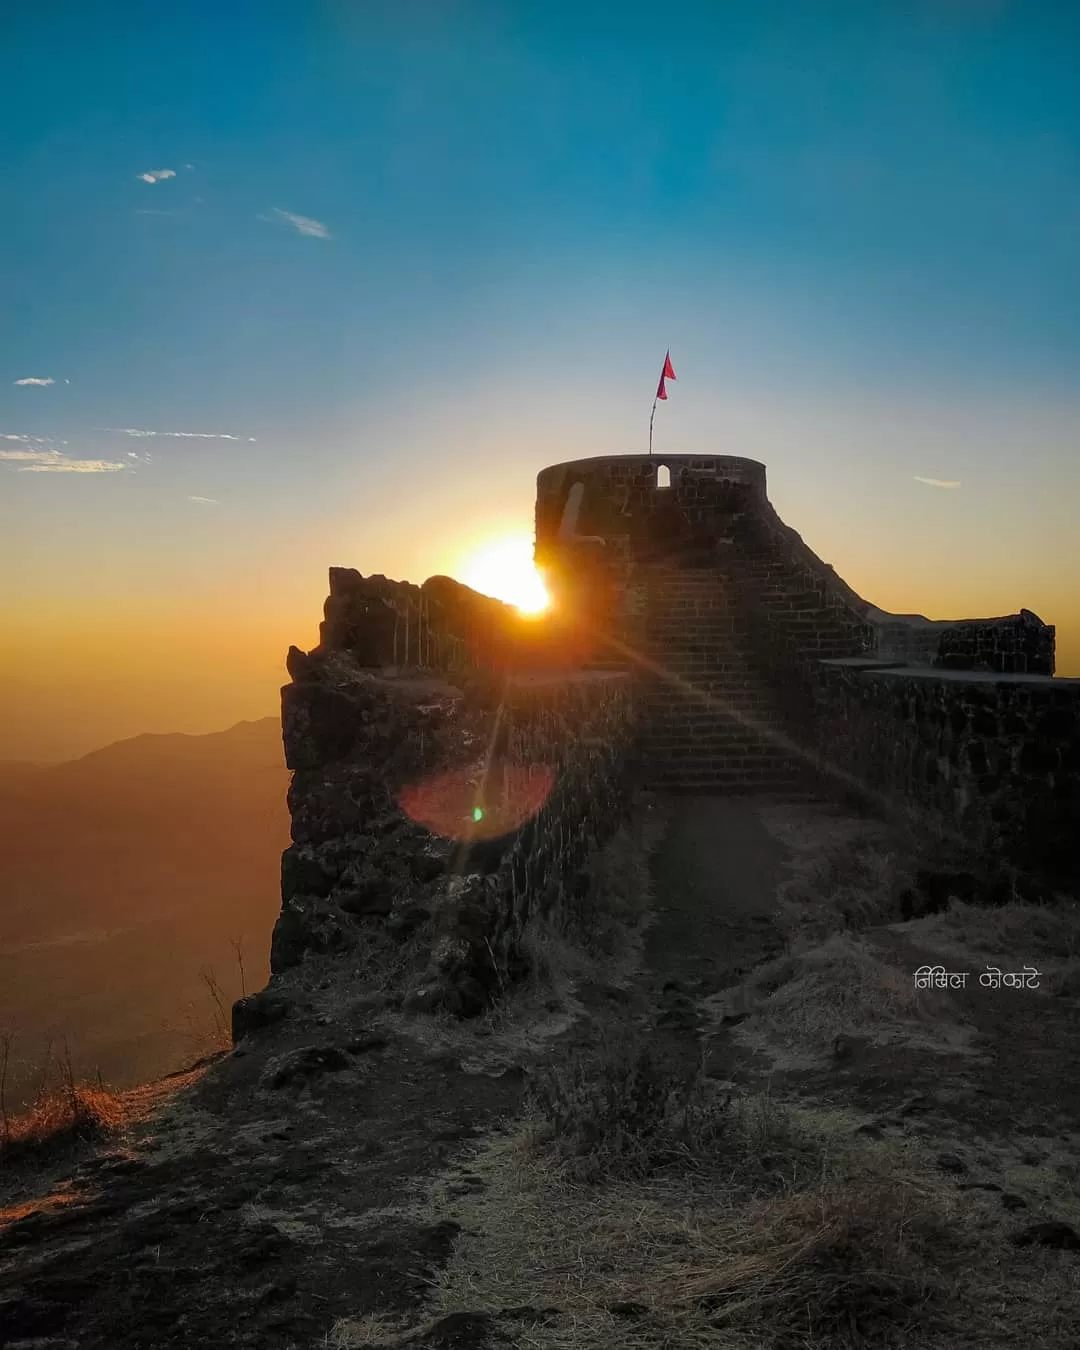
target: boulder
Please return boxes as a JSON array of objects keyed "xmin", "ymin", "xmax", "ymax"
[
  {"xmin": 336, "ymin": 865, "xmax": 395, "ymax": 916},
  {"xmin": 231, "ymin": 989, "xmax": 292, "ymax": 1043},
  {"xmin": 270, "ymin": 900, "xmax": 354, "ymax": 973},
  {"xmin": 261, "ymin": 1045, "xmax": 352, "ymax": 1090}
]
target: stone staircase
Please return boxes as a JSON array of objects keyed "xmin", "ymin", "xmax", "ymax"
[{"xmin": 633, "ymin": 567, "xmax": 818, "ymax": 793}]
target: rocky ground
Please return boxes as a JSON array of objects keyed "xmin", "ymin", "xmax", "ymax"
[{"xmin": 2, "ymin": 794, "xmax": 1079, "ymax": 1348}]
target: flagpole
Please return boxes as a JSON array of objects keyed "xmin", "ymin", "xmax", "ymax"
[{"xmin": 648, "ymin": 395, "xmax": 658, "ymax": 456}]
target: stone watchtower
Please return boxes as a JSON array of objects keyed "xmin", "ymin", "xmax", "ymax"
[{"xmin": 534, "ymin": 453, "xmax": 854, "ymax": 793}]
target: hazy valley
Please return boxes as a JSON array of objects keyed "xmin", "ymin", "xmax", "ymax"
[{"xmin": 0, "ymin": 718, "xmax": 289, "ymax": 1110}]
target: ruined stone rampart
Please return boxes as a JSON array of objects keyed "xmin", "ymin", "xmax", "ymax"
[
  {"xmin": 274, "ymin": 580, "xmax": 634, "ymax": 1015},
  {"xmin": 303, "ymin": 565, "xmax": 572, "ymax": 677}
]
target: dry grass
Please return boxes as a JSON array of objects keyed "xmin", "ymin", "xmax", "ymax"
[
  {"xmin": 524, "ymin": 1024, "xmax": 821, "ymax": 1188},
  {"xmin": 738, "ymin": 931, "xmax": 975, "ymax": 1058},
  {"xmin": 324, "ymin": 1117, "xmax": 1032, "ymax": 1350},
  {"xmin": 0, "ymin": 1037, "xmax": 124, "ymax": 1165},
  {"xmin": 775, "ymin": 830, "xmax": 916, "ymax": 948},
  {"xmin": 913, "ymin": 894, "xmax": 1080, "ymax": 996},
  {"xmin": 525, "ymin": 1025, "xmax": 716, "ymax": 1181},
  {"xmin": 642, "ymin": 1177, "xmax": 971, "ymax": 1347}
]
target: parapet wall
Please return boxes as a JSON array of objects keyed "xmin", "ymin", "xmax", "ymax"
[{"xmin": 811, "ymin": 662, "xmax": 1080, "ymax": 894}]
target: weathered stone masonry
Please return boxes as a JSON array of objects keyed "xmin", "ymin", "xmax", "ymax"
[
  {"xmin": 536, "ymin": 453, "xmax": 1078, "ymax": 891},
  {"xmin": 811, "ymin": 664, "xmax": 1080, "ymax": 893},
  {"xmin": 271, "ymin": 568, "xmax": 633, "ymax": 1015}
]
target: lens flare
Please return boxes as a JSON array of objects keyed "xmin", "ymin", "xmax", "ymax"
[{"xmin": 399, "ymin": 762, "xmax": 555, "ymax": 840}]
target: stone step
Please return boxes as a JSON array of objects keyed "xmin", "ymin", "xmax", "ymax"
[
  {"xmin": 641, "ymin": 717, "xmax": 781, "ymax": 734},
  {"xmin": 644, "ymin": 628, "xmax": 743, "ymax": 639},
  {"xmin": 643, "ymin": 746, "xmax": 790, "ymax": 762},
  {"xmin": 657, "ymin": 783, "xmax": 827, "ymax": 800},
  {"xmin": 643, "ymin": 731, "xmax": 782, "ymax": 747},
  {"xmin": 642, "ymin": 695, "xmax": 776, "ymax": 708},
  {"xmin": 643, "ymin": 771, "xmax": 813, "ymax": 792},
  {"xmin": 641, "ymin": 706, "xmax": 781, "ymax": 723},
  {"xmin": 642, "ymin": 657, "xmax": 759, "ymax": 667},
  {"xmin": 644, "ymin": 628, "xmax": 744, "ymax": 638},
  {"xmin": 640, "ymin": 724, "xmax": 796, "ymax": 746},
  {"xmin": 640, "ymin": 706, "xmax": 782, "ymax": 724}
]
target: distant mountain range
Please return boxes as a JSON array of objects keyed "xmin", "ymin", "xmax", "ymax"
[
  {"xmin": 0, "ymin": 717, "xmax": 288, "ymax": 942},
  {"xmin": 0, "ymin": 718, "xmax": 290, "ymax": 1107}
]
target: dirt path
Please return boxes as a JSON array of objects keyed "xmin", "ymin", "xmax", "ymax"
[
  {"xmin": 621, "ymin": 795, "xmax": 793, "ymax": 1089},
  {"xmin": 647, "ymin": 796, "xmax": 789, "ymax": 993}
]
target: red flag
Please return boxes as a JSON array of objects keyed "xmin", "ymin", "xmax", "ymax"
[{"xmin": 656, "ymin": 350, "xmax": 677, "ymax": 401}]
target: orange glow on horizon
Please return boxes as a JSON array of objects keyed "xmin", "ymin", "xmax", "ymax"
[{"xmin": 456, "ymin": 534, "xmax": 551, "ymax": 615}]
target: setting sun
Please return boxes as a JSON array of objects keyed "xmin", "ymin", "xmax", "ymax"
[{"xmin": 458, "ymin": 535, "xmax": 550, "ymax": 615}]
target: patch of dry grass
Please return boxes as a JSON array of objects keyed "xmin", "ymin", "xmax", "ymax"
[
  {"xmin": 644, "ymin": 1177, "xmax": 971, "ymax": 1347},
  {"xmin": 524, "ymin": 1024, "xmax": 821, "ymax": 1188},
  {"xmin": 776, "ymin": 831, "xmax": 915, "ymax": 945},
  {"xmin": 739, "ymin": 931, "xmax": 975, "ymax": 1058},
  {"xmin": 525, "ymin": 1025, "xmax": 718, "ymax": 1180},
  {"xmin": 913, "ymin": 895, "xmax": 1080, "ymax": 996},
  {"xmin": 0, "ymin": 1037, "xmax": 124, "ymax": 1165},
  {"xmin": 323, "ymin": 1118, "xmax": 1061, "ymax": 1350}
]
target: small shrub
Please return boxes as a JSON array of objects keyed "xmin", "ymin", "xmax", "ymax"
[
  {"xmin": 526, "ymin": 1026, "xmax": 720, "ymax": 1179},
  {"xmin": 781, "ymin": 837, "xmax": 913, "ymax": 940},
  {"xmin": 0, "ymin": 1039, "xmax": 123, "ymax": 1165},
  {"xmin": 525, "ymin": 1026, "xmax": 813, "ymax": 1185}
]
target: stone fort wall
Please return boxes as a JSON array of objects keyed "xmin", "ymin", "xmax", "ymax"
[
  {"xmin": 535, "ymin": 453, "xmax": 1077, "ymax": 892},
  {"xmin": 272, "ymin": 450, "xmax": 1077, "ymax": 1009}
]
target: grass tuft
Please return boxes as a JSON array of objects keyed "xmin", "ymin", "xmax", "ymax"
[
  {"xmin": 0, "ymin": 1037, "xmax": 124, "ymax": 1165},
  {"xmin": 650, "ymin": 1177, "xmax": 970, "ymax": 1347},
  {"xmin": 525, "ymin": 1025, "xmax": 818, "ymax": 1186}
]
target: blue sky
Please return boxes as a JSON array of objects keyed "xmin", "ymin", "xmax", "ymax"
[{"xmin": 2, "ymin": 0, "xmax": 1079, "ymax": 755}]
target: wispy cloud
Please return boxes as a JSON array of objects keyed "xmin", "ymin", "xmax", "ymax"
[
  {"xmin": 913, "ymin": 476, "xmax": 962, "ymax": 489},
  {"xmin": 137, "ymin": 169, "xmax": 176, "ymax": 183},
  {"xmin": 261, "ymin": 207, "xmax": 331, "ymax": 239},
  {"xmin": 14, "ymin": 377, "xmax": 54, "ymax": 386},
  {"xmin": 135, "ymin": 208, "xmax": 175, "ymax": 216},
  {"xmin": 103, "ymin": 427, "xmax": 254, "ymax": 441},
  {"xmin": 187, "ymin": 495, "xmax": 220, "ymax": 504},
  {"xmin": 23, "ymin": 459, "xmax": 126, "ymax": 474},
  {"xmin": 0, "ymin": 448, "xmax": 58, "ymax": 461},
  {"xmin": 0, "ymin": 447, "xmax": 126, "ymax": 473}
]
